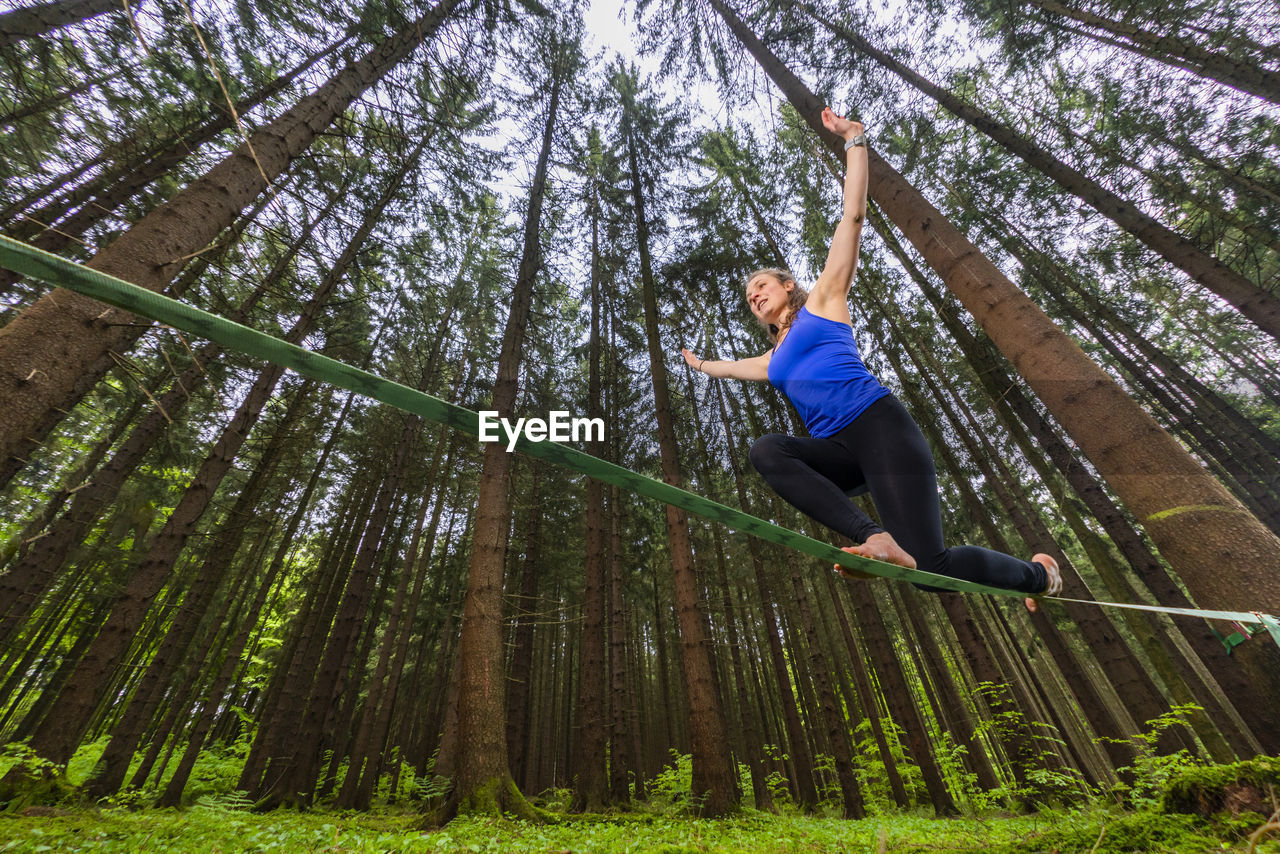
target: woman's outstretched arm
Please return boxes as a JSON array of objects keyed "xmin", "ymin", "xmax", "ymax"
[
  {"xmin": 808, "ymin": 108, "xmax": 869, "ymax": 318},
  {"xmin": 680, "ymin": 347, "xmax": 771, "ymax": 381}
]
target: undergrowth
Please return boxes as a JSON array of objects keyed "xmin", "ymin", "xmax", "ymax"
[
  {"xmin": 2, "ymin": 704, "xmax": 1278, "ymax": 852},
  {"xmin": 0, "ymin": 803, "xmax": 1277, "ymax": 853}
]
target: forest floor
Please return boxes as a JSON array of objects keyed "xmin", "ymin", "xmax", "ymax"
[{"xmin": 0, "ymin": 803, "xmax": 1276, "ymax": 853}]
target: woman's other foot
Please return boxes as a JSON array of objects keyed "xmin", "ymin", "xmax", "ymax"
[
  {"xmin": 1025, "ymin": 552, "xmax": 1062, "ymax": 613},
  {"xmin": 834, "ymin": 533, "xmax": 917, "ymax": 579}
]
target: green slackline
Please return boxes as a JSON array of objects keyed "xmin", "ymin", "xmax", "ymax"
[{"xmin": 2, "ymin": 233, "xmax": 1278, "ymax": 650}]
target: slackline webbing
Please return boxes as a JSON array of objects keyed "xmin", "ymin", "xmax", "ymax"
[{"xmin": 2, "ymin": 233, "xmax": 1278, "ymax": 650}]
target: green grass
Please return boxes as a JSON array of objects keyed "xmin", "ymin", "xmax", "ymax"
[{"xmin": 0, "ymin": 804, "xmax": 1275, "ymax": 853}]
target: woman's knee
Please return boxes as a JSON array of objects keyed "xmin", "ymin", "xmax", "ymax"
[{"xmin": 748, "ymin": 433, "xmax": 792, "ymax": 474}]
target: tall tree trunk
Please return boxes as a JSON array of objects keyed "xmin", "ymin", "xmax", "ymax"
[
  {"xmin": 621, "ymin": 87, "xmax": 737, "ymax": 816},
  {"xmin": 431, "ymin": 63, "xmax": 564, "ymax": 826},
  {"xmin": 720, "ymin": 355, "xmax": 823, "ymax": 812},
  {"xmin": 158, "ymin": 389, "xmax": 356, "ymax": 806},
  {"xmin": 846, "ymin": 581, "xmax": 959, "ymax": 814},
  {"xmin": 505, "ymin": 464, "xmax": 545, "ymax": 788},
  {"xmin": 339, "ymin": 468, "xmax": 433, "ymax": 810},
  {"xmin": 572, "ymin": 172, "xmax": 610, "ymax": 811},
  {"xmin": 822, "ymin": 572, "xmax": 913, "ymax": 807},
  {"xmin": 705, "ymin": 382, "xmax": 775, "ymax": 812},
  {"xmin": 784, "ymin": 551, "xmax": 865, "ymax": 817},
  {"xmin": 0, "ymin": 0, "xmax": 461, "ymax": 486},
  {"xmin": 84, "ymin": 381, "xmax": 315, "ymax": 798},
  {"xmin": 867, "ymin": 204, "xmax": 1274, "ymax": 754},
  {"xmin": 241, "ymin": 468, "xmax": 380, "ymax": 794},
  {"xmin": 273, "ymin": 423, "xmax": 413, "ymax": 808}
]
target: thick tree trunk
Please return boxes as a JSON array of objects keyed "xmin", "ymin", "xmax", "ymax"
[
  {"xmin": 622, "ymin": 95, "xmax": 737, "ymax": 816},
  {"xmin": 430, "ymin": 68, "xmax": 564, "ymax": 827},
  {"xmin": 0, "ymin": 0, "xmax": 125, "ymax": 46},
  {"xmin": 868, "ymin": 205, "xmax": 1274, "ymax": 755},
  {"xmin": 0, "ymin": 0, "xmax": 460, "ymax": 486},
  {"xmin": 572, "ymin": 181, "xmax": 609, "ymax": 811}
]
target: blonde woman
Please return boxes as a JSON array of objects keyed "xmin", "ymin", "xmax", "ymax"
[{"xmin": 682, "ymin": 108, "xmax": 1061, "ymax": 610}]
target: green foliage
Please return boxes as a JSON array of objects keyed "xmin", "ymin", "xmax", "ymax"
[
  {"xmin": 649, "ymin": 751, "xmax": 695, "ymax": 809},
  {"xmin": 971, "ymin": 682, "xmax": 1089, "ymax": 807},
  {"xmin": 65, "ymin": 738, "xmax": 110, "ymax": 788},
  {"xmin": 0, "ymin": 805, "xmax": 1269, "ymax": 852},
  {"xmin": 169, "ymin": 733, "xmax": 254, "ymax": 806},
  {"xmin": 1102, "ymin": 703, "xmax": 1205, "ymax": 809},
  {"xmin": 962, "ymin": 808, "xmax": 1252, "ymax": 853},
  {"xmin": 852, "ymin": 718, "xmax": 924, "ymax": 811},
  {"xmin": 758, "ymin": 745, "xmax": 793, "ymax": 810},
  {"xmin": 0, "ymin": 742, "xmax": 76, "ymax": 812},
  {"xmin": 930, "ymin": 735, "xmax": 990, "ymax": 812}
]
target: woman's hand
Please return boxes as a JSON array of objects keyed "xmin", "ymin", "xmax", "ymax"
[
  {"xmin": 680, "ymin": 347, "xmax": 701, "ymax": 371},
  {"xmin": 822, "ymin": 107, "xmax": 864, "ymax": 142}
]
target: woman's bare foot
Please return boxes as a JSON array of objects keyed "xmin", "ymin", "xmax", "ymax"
[
  {"xmin": 834, "ymin": 532, "xmax": 917, "ymax": 579},
  {"xmin": 1025, "ymin": 552, "xmax": 1062, "ymax": 613}
]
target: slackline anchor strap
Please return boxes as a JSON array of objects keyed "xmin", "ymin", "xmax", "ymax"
[{"xmin": 2, "ymin": 233, "xmax": 1277, "ymax": 650}]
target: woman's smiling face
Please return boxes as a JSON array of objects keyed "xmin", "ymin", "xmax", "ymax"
[{"xmin": 746, "ymin": 272, "xmax": 794, "ymax": 323}]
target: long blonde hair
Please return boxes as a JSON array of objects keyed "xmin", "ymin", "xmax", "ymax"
[{"xmin": 745, "ymin": 268, "xmax": 808, "ymax": 345}]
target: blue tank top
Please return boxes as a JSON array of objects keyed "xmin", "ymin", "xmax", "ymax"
[{"xmin": 767, "ymin": 306, "xmax": 890, "ymax": 438}]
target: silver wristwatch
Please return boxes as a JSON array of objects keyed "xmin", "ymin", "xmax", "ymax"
[{"xmin": 844, "ymin": 133, "xmax": 867, "ymax": 150}]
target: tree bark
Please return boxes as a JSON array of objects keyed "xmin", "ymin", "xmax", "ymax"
[
  {"xmin": 430, "ymin": 62, "xmax": 564, "ymax": 827},
  {"xmin": 620, "ymin": 76, "xmax": 737, "ymax": 816},
  {"xmin": 572, "ymin": 169, "xmax": 610, "ymax": 811},
  {"xmin": 0, "ymin": 0, "xmax": 125, "ymax": 46}
]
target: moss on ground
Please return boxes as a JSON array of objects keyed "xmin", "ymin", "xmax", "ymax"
[{"xmin": 1163, "ymin": 755, "xmax": 1280, "ymax": 817}]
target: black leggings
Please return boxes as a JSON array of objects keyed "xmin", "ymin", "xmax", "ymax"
[{"xmin": 749, "ymin": 394, "xmax": 1047, "ymax": 594}]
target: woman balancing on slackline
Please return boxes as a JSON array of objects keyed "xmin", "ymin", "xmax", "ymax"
[{"xmin": 681, "ymin": 108, "xmax": 1063, "ymax": 612}]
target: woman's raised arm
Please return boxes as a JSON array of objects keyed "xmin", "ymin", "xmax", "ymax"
[{"xmin": 808, "ymin": 108, "xmax": 869, "ymax": 317}]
